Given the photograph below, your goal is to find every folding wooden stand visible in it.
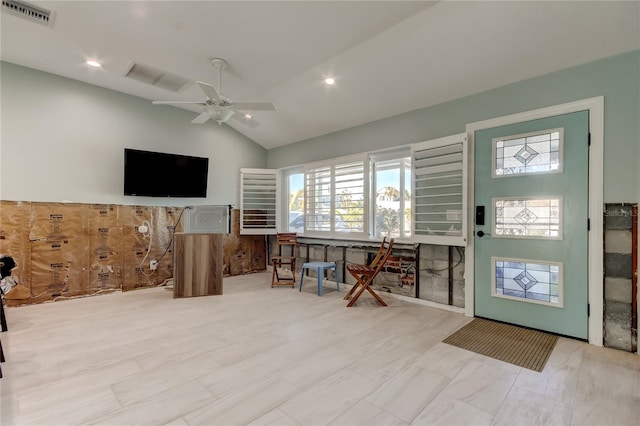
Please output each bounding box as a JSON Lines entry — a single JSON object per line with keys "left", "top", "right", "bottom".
{"left": 344, "top": 238, "right": 394, "bottom": 307}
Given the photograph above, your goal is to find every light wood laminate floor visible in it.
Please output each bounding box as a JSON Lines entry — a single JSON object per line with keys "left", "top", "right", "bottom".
{"left": 1, "top": 272, "right": 639, "bottom": 425}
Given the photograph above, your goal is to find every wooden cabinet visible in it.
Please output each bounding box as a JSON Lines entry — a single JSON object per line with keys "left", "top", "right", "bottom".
{"left": 173, "top": 233, "right": 223, "bottom": 298}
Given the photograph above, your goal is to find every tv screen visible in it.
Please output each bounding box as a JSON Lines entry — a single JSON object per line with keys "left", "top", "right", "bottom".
{"left": 124, "top": 148, "right": 209, "bottom": 197}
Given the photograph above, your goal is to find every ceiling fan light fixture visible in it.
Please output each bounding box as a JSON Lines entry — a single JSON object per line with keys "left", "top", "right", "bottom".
{"left": 206, "top": 105, "right": 235, "bottom": 124}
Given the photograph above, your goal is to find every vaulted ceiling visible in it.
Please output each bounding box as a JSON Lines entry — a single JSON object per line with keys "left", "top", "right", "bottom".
{"left": 2, "top": 1, "right": 638, "bottom": 149}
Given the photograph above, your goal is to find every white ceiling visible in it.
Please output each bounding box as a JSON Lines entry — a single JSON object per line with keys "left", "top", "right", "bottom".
{"left": 2, "top": 1, "right": 638, "bottom": 149}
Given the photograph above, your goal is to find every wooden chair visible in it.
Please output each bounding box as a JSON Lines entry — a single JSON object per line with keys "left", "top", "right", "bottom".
{"left": 344, "top": 238, "right": 394, "bottom": 307}
{"left": 271, "top": 233, "right": 298, "bottom": 288}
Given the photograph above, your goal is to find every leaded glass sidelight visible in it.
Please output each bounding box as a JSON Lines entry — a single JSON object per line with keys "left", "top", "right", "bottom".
{"left": 492, "top": 257, "right": 563, "bottom": 307}
{"left": 493, "top": 129, "right": 563, "bottom": 177}
{"left": 493, "top": 197, "right": 562, "bottom": 239}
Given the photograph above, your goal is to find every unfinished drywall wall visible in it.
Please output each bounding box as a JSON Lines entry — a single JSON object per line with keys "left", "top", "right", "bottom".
{"left": 0, "top": 202, "right": 266, "bottom": 306}
{"left": 0, "top": 201, "right": 180, "bottom": 305}
{"left": 419, "top": 245, "right": 465, "bottom": 308}
{"left": 223, "top": 209, "right": 266, "bottom": 276}
{"left": 604, "top": 203, "right": 638, "bottom": 352}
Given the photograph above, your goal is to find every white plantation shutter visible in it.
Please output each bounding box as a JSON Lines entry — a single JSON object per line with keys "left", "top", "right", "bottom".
{"left": 240, "top": 168, "right": 278, "bottom": 235}
{"left": 304, "top": 155, "right": 368, "bottom": 236}
{"left": 334, "top": 161, "right": 366, "bottom": 233}
{"left": 412, "top": 133, "right": 467, "bottom": 246}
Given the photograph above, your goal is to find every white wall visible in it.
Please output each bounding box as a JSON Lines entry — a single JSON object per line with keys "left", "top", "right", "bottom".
{"left": 0, "top": 62, "right": 267, "bottom": 206}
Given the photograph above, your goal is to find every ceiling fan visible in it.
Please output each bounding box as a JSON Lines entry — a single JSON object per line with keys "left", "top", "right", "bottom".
{"left": 152, "top": 58, "right": 276, "bottom": 127}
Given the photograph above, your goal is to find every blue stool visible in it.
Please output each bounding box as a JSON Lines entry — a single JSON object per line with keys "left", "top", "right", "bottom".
{"left": 299, "top": 262, "right": 339, "bottom": 296}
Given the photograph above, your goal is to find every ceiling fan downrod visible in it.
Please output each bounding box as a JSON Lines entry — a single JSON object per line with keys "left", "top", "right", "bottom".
{"left": 210, "top": 58, "right": 228, "bottom": 95}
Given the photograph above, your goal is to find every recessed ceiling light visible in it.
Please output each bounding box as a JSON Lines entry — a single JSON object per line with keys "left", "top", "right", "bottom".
{"left": 86, "top": 60, "right": 102, "bottom": 68}
{"left": 244, "top": 114, "right": 252, "bottom": 119}
{"left": 324, "top": 78, "right": 335, "bottom": 85}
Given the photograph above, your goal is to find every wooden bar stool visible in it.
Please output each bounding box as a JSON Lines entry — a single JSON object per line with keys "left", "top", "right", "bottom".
{"left": 299, "top": 261, "right": 339, "bottom": 296}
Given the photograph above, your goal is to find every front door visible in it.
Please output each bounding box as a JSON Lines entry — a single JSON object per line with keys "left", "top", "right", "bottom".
{"left": 474, "top": 111, "right": 589, "bottom": 339}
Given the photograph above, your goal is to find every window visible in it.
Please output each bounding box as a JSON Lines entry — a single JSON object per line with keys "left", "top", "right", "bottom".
{"left": 304, "top": 155, "right": 368, "bottom": 237}
{"left": 412, "top": 133, "right": 467, "bottom": 246}
{"left": 371, "top": 151, "right": 411, "bottom": 239}
{"left": 249, "top": 133, "right": 467, "bottom": 241}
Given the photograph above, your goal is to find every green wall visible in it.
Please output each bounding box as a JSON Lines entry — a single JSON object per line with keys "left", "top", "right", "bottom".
{"left": 268, "top": 50, "right": 640, "bottom": 203}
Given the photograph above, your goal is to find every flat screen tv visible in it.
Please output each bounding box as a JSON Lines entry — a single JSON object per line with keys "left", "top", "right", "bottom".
{"left": 124, "top": 148, "right": 209, "bottom": 197}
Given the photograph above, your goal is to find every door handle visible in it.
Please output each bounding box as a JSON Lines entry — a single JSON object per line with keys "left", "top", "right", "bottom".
{"left": 476, "top": 230, "right": 491, "bottom": 238}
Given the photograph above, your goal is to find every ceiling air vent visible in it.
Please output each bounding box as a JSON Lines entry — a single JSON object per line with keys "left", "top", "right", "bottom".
{"left": 2, "top": 0, "right": 55, "bottom": 27}
{"left": 124, "top": 62, "right": 192, "bottom": 93}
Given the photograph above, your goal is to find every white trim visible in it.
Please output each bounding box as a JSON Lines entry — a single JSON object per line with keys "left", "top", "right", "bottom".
{"left": 492, "top": 196, "right": 564, "bottom": 241}
{"left": 491, "top": 256, "right": 564, "bottom": 308}
{"left": 465, "top": 96, "right": 604, "bottom": 347}
{"left": 491, "top": 128, "right": 564, "bottom": 178}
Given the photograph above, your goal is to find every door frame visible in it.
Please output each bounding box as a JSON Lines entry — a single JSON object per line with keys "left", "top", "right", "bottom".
{"left": 465, "top": 96, "right": 604, "bottom": 346}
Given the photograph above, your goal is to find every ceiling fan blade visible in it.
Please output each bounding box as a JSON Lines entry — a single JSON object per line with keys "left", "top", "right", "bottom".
{"left": 152, "top": 101, "right": 206, "bottom": 105}
{"left": 231, "top": 111, "right": 260, "bottom": 128}
{"left": 233, "top": 102, "right": 276, "bottom": 111}
{"left": 196, "top": 81, "right": 221, "bottom": 102}
{"left": 191, "top": 111, "right": 211, "bottom": 124}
